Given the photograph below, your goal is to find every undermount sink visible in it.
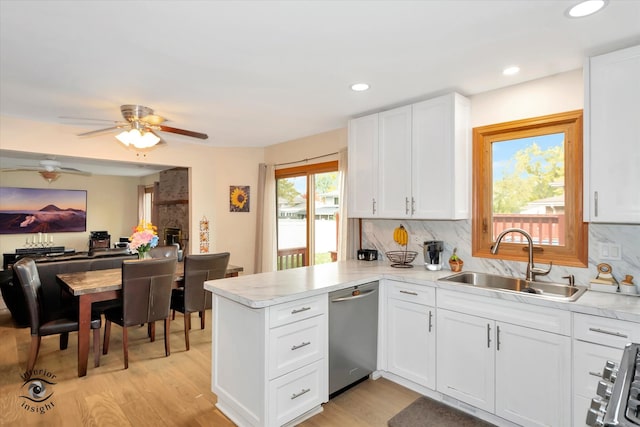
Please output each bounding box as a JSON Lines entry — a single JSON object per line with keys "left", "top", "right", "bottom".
{"left": 439, "top": 271, "right": 588, "bottom": 302}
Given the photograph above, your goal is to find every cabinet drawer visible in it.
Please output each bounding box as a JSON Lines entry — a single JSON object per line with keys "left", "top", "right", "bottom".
{"left": 269, "top": 315, "right": 325, "bottom": 380}
{"left": 387, "top": 280, "right": 435, "bottom": 306}
{"left": 269, "top": 294, "right": 327, "bottom": 328}
{"left": 573, "top": 313, "right": 640, "bottom": 348}
{"left": 269, "top": 359, "right": 326, "bottom": 427}
{"left": 573, "top": 340, "right": 622, "bottom": 399}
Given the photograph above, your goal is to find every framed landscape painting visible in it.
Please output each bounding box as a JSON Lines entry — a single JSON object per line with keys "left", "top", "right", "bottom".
{"left": 0, "top": 187, "right": 87, "bottom": 234}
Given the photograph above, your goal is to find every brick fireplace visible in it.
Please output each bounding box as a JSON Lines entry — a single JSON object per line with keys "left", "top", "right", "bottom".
{"left": 156, "top": 168, "right": 189, "bottom": 254}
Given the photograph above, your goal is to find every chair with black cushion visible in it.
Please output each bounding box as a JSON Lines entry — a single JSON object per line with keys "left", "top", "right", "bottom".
{"left": 102, "top": 257, "right": 177, "bottom": 369}
{"left": 170, "top": 252, "right": 229, "bottom": 350}
{"left": 149, "top": 245, "right": 178, "bottom": 259}
{"left": 13, "top": 258, "right": 102, "bottom": 374}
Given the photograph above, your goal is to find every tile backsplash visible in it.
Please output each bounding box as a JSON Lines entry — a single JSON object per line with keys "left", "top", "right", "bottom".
{"left": 361, "top": 219, "right": 640, "bottom": 288}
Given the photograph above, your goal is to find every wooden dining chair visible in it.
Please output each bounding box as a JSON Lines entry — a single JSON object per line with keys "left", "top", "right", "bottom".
{"left": 170, "top": 252, "right": 229, "bottom": 350}
{"left": 13, "top": 258, "right": 102, "bottom": 375}
{"left": 102, "top": 257, "right": 177, "bottom": 369}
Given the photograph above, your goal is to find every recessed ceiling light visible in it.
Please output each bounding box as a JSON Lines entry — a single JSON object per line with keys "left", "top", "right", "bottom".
{"left": 351, "top": 83, "right": 370, "bottom": 92}
{"left": 502, "top": 66, "right": 520, "bottom": 76}
{"left": 566, "top": 0, "right": 607, "bottom": 18}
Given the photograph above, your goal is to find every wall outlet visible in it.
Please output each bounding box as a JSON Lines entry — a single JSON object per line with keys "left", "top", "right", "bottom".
{"left": 599, "top": 242, "right": 622, "bottom": 260}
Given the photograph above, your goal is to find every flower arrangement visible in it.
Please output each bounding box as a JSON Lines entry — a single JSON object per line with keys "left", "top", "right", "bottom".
{"left": 129, "top": 221, "right": 159, "bottom": 258}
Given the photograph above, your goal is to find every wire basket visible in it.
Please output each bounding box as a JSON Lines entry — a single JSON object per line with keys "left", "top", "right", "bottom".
{"left": 385, "top": 251, "right": 418, "bottom": 268}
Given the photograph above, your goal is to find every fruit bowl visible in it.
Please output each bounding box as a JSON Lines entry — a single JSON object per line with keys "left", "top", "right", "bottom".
{"left": 386, "top": 251, "right": 418, "bottom": 268}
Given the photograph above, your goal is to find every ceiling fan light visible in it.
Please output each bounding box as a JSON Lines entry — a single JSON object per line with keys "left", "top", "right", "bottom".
{"left": 134, "top": 131, "right": 161, "bottom": 149}
{"left": 39, "top": 171, "right": 61, "bottom": 183}
{"left": 115, "top": 129, "right": 160, "bottom": 149}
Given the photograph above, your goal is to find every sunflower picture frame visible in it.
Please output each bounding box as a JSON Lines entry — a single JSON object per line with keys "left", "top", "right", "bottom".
{"left": 230, "top": 185, "right": 250, "bottom": 212}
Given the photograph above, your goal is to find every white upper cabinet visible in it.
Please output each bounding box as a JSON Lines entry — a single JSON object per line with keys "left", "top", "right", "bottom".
{"left": 584, "top": 44, "right": 640, "bottom": 223}
{"left": 347, "top": 92, "right": 471, "bottom": 219}
{"left": 412, "top": 93, "right": 470, "bottom": 219}
{"left": 348, "top": 113, "right": 379, "bottom": 217}
{"left": 378, "top": 105, "right": 413, "bottom": 218}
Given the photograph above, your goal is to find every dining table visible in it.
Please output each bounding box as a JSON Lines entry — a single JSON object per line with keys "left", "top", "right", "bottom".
{"left": 57, "top": 262, "right": 243, "bottom": 377}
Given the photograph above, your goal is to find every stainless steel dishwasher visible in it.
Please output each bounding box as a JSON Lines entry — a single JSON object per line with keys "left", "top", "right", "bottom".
{"left": 328, "top": 281, "right": 378, "bottom": 397}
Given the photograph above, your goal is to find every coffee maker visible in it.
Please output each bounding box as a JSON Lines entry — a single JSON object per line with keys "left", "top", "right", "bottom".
{"left": 423, "top": 240, "right": 444, "bottom": 271}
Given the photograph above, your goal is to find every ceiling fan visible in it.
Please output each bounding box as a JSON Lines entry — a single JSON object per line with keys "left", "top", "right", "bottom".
{"left": 1, "top": 159, "right": 92, "bottom": 183}
{"left": 73, "top": 105, "right": 208, "bottom": 148}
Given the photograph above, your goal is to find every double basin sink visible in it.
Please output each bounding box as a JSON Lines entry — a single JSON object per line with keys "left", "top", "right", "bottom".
{"left": 440, "top": 271, "right": 588, "bottom": 302}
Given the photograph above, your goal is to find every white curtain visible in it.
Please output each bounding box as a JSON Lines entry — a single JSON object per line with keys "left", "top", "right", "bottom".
{"left": 254, "top": 163, "right": 277, "bottom": 272}
{"left": 338, "top": 149, "right": 358, "bottom": 260}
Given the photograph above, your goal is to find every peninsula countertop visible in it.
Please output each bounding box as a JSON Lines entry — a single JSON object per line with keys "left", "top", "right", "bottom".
{"left": 204, "top": 260, "right": 640, "bottom": 323}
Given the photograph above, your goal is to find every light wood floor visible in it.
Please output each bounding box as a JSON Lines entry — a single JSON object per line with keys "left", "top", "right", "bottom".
{"left": 0, "top": 308, "right": 419, "bottom": 426}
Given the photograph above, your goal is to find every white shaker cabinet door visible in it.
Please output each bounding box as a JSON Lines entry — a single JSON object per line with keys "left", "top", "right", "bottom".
{"left": 387, "top": 298, "right": 436, "bottom": 389}
{"left": 436, "top": 309, "right": 495, "bottom": 413}
{"left": 586, "top": 44, "right": 640, "bottom": 223}
{"left": 495, "top": 322, "right": 571, "bottom": 427}
{"left": 348, "top": 113, "right": 379, "bottom": 217}
{"left": 378, "top": 105, "right": 413, "bottom": 218}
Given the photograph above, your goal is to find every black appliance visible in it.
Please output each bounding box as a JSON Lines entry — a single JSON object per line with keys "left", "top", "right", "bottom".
{"left": 89, "top": 231, "right": 110, "bottom": 249}
{"left": 587, "top": 343, "right": 640, "bottom": 426}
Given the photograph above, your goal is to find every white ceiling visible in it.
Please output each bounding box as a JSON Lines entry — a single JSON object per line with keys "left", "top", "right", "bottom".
{"left": 1, "top": 1, "right": 639, "bottom": 171}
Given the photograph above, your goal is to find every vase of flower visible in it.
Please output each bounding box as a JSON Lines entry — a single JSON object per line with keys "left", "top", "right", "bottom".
{"left": 129, "top": 221, "right": 159, "bottom": 260}
{"left": 138, "top": 249, "right": 151, "bottom": 260}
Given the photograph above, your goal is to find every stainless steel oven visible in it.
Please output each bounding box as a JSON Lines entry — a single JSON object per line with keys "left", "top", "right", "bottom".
{"left": 587, "top": 343, "right": 640, "bottom": 427}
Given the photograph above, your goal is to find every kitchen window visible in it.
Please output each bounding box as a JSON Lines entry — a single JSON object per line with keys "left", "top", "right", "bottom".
{"left": 472, "top": 110, "right": 588, "bottom": 267}
{"left": 275, "top": 161, "right": 339, "bottom": 270}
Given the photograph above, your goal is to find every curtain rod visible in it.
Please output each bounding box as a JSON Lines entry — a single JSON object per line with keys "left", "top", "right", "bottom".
{"left": 275, "top": 151, "right": 340, "bottom": 167}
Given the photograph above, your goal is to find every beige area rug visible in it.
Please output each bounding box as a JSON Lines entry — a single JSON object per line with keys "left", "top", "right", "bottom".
{"left": 388, "top": 397, "right": 495, "bottom": 427}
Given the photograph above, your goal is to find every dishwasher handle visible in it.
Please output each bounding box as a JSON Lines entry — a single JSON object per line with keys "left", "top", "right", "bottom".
{"left": 330, "top": 288, "right": 377, "bottom": 302}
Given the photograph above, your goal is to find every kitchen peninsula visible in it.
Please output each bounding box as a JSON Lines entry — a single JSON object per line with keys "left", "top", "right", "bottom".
{"left": 204, "top": 260, "right": 640, "bottom": 427}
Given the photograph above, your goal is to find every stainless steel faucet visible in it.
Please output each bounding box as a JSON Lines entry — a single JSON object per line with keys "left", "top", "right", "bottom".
{"left": 491, "top": 227, "right": 552, "bottom": 281}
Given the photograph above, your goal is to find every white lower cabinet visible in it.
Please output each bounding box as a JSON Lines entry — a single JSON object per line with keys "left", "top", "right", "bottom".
{"left": 436, "top": 309, "right": 495, "bottom": 412}
{"left": 386, "top": 281, "right": 436, "bottom": 389}
{"left": 213, "top": 294, "right": 328, "bottom": 427}
{"left": 436, "top": 289, "right": 571, "bottom": 427}
{"left": 494, "top": 322, "right": 571, "bottom": 427}
{"left": 572, "top": 313, "right": 640, "bottom": 427}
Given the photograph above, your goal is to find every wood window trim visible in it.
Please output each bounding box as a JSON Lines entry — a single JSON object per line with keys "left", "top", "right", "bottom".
{"left": 472, "top": 110, "right": 588, "bottom": 267}
{"left": 275, "top": 161, "right": 338, "bottom": 179}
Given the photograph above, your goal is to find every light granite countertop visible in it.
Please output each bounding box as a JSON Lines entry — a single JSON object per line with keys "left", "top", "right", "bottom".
{"left": 204, "top": 260, "right": 640, "bottom": 323}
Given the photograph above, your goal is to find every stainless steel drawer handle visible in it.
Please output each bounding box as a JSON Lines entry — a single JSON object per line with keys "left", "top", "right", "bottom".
{"left": 399, "top": 290, "right": 418, "bottom": 296}
{"left": 291, "top": 306, "right": 311, "bottom": 315}
{"left": 487, "top": 324, "right": 492, "bottom": 348}
{"left": 588, "top": 327, "right": 628, "bottom": 338}
{"left": 291, "top": 388, "right": 311, "bottom": 400}
{"left": 291, "top": 341, "right": 311, "bottom": 351}
{"left": 428, "top": 310, "right": 433, "bottom": 333}
{"left": 589, "top": 371, "right": 603, "bottom": 378}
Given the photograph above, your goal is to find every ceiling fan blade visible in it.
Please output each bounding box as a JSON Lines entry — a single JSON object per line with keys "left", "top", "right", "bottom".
{"left": 157, "top": 125, "right": 208, "bottom": 140}
{"left": 59, "top": 168, "right": 92, "bottom": 176}
{"left": 0, "top": 167, "right": 39, "bottom": 173}
{"left": 60, "top": 116, "right": 118, "bottom": 123}
{"left": 77, "top": 125, "right": 126, "bottom": 137}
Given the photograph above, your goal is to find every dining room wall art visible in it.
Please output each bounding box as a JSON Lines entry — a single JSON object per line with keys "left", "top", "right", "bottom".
{"left": 229, "top": 185, "right": 250, "bottom": 212}
{"left": 0, "top": 187, "right": 87, "bottom": 234}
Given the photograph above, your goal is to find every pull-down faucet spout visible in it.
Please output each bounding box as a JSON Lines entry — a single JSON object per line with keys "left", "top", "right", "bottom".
{"left": 491, "top": 227, "right": 552, "bottom": 281}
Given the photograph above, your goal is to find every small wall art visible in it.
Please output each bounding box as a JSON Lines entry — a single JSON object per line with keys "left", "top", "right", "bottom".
{"left": 229, "top": 185, "right": 250, "bottom": 212}
{"left": 199, "top": 216, "right": 209, "bottom": 253}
